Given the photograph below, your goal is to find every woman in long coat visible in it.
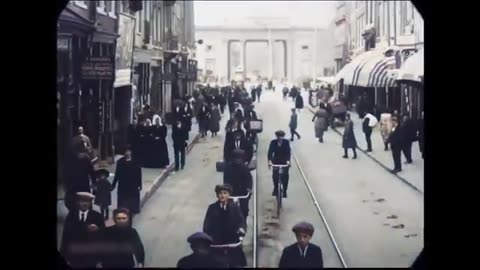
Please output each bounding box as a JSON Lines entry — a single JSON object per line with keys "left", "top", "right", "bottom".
{"left": 198, "top": 103, "right": 211, "bottom": 137}
{"left": 150, "top": 115, "right": 170, "bottom": 168}
{"left": 209, "top": 105, "right": 221, "bottom": 137}
{"left": 112, "top": 147, "right": 142, "bottom": 215}
{"left": 379, "top": 112, "right": 393, "bottom": 151}
{"left": 295, "top": 93, "right": 304, "bottom": 111}
{"left": 342, "top": 113, "right": 358, "bottom": 159}
{"left": 312, "top": 103, "right": 328, "bottom": 143}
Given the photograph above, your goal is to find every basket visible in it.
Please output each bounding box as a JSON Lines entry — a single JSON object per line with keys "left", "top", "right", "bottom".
{"left": 248, "top": 119, "right": 263, "bottom": 133}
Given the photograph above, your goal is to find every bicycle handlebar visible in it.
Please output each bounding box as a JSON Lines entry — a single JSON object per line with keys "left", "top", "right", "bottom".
{"left": 270, "top": 163, "right": 290, "bottom": 168}
{"left": 211, "top": 238, "right": 243, "bottom": 248}
{"left": 230, "top": 191, "right": 251, "bottom": 200}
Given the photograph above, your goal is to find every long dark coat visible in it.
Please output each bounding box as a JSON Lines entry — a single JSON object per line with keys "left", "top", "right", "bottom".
{"left": 295, "top": 94, "right": 304, "bottom": 109}
{"left": 94, "top": 178, "right": 112, "bottom": 207}
{"left": 251, "top": 88, "right": 257, "bottom": 102}
{"left": 177, "top": 253, "right": 226, "bottom": 268}
{"left": 112, "top": 157, "right": 142, "bottom": 214}
{"left": 342, "top": 120, "right": 357, "bottom": 148}
{"left": 60, "top": 210, "right": 105, "bottom": 267}
{"left": 66, "top": 153, "right": 96, "bottom": 193}
{"left": 402, "top": 119, "right": 417, "bottom": 144}
{"left": 136, "top": 125, "right": 149, "bottom": 166}
{"left": 313, "top": 109, "right": 328, "bottom": 138}
{"left": 387, "top": 125, "right": 405, "bottom": 150}
{"left": 100, "top": 226, "right": 145, "bottom": 268}
{"left": 203, "top": 200, "right": 247, "bottom": 267}
{"left": 224, "top": 135, "right": 253, "bottom": 163}
{"left": 127, "top": 124, "right": 139, "bottom": 161}
{"left": 279, "top": 243, "right": 324, "bottom": 268}
{"left": 209, "top": 107, "right": 221, "bottom": 133}
{"left": 198, "top": 105, "right": 211, "bottom": 133}
{"left": 149, "top": 125, "right": 170, "bottom": 168}
{"left": 182, "top": 104, "right": 194, "bottom": 131}
{"left": 224, "top": 163, "right": 253, "bottom": 196}
{"left": 289, "top": 113, "right": 298, "bottom": 130}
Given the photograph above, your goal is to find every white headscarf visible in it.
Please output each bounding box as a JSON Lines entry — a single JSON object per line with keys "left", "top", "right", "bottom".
{"left": 152, "top": 114, "right": 163, "bottom": 126}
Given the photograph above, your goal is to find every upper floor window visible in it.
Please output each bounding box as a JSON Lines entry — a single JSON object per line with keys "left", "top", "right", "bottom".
{"left": 73, "top": 1, "right": 88, "bottom": 9}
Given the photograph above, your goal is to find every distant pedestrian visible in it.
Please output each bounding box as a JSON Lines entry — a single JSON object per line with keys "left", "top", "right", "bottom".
{"left": 150, "top": 115, "right": 170, "bottom": 168}
{"left": 362, "top": 113, "right": 378, "bottom": 152}
{"left": 342, "top": 113, "right": 358, "bottom": 159}
{"left": 387, "top": 117, "right": 403, "bottom": 173}
{"left": 177, "top": 232, "right": 225, "bottom": 268}
{"left": 127, "top": 119, "right": 139, "bottom": 161}
{"left": 295, "top": 93, "right": 304, "bottom": 112}
{"left": 417, "top": 111, "right": 424, "bottom": 159}
{"left": 289, "top": 108, "right": 301, "bottom": 141}
{"left": 93, "top": 169, "right": 113, "bottom": 220}
{"left": 401, "top": 114, "right": 415, "bottom": 164}
{"left": 380, "top": 112, "right": 393, "bottom": 151}
{"left": 279, "top": 221, "right": 323, "bottom": 268}
{"left": 282, "top": 86, "right": 289, "bottom": 100}
{"left": 209, "top": 105, "right": 221, "bottom": 137}
{"left": 182, "top": 101, "right": 194, "bottom": 140}
{"left": 60, "top": 192, "right": 105, "bottom": 268}
{"left": 251, "top": 86, "right": 257, "bottom": 102}
{"left": 71, "top": 126, "right": 93, "bottom": 156}
{"left": 256, "top": 84, "right": 262, "bottom": 102}
{"left": 198, "top": 103, "right": 211, "bottom": 138}
{"left": 312, "top": 104, "right": 328, "bottom": 143}
{"left": 172, "top": 120, "right": 189, "bottom": 172}
{"left": 101, "top": 208, "right": 145, "bottom": 268}
{"left": 112, "top": 147, "right": 142, "bottom": 218}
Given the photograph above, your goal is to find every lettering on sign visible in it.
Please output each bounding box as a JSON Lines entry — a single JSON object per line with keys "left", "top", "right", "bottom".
{"left": 81, "top": 56, "right": 114, "bottom": 80}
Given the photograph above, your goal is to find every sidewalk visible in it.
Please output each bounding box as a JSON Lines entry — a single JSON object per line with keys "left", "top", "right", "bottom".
{"left": 303, "top": 92, "right": 424, "bottom": 194}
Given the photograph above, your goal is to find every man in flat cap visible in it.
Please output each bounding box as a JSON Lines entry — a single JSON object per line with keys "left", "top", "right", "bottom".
{"left": 60, "top": 192, "right": 105, "bottom": 267}
{"left": 224, "top": 129, "right": 253, "bottom": 164}
{"left": 224, "top": 149, "right": 253, "bottom": 219}
{"left": 268, "top": 130, "right": 292, "bottom": 198}
{"left": 279, "top": 221, "right": 324, "bottom": 268}
{"left": 177, "top": 232, "right": 226, "bottom": 268}
{"left": 203, "top": 184, "right": 247, "bottom": 267}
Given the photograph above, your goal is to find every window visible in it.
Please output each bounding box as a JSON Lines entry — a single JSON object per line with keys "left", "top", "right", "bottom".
{"left": 136, "top": 9, "right": 141, "bottom": 33}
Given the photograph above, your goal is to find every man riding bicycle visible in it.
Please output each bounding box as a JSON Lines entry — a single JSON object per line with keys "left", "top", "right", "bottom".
{"left": 203, "top": 184, "right": 247, "bottom": 267}
{"left": 177, "top": 232, "right": 226, "bottom": 268}
{"left": 268, "top": 130, "right": 291, "bottom": 198}
{"left": 224, "top": 149, "right": 253, "bottom": 218}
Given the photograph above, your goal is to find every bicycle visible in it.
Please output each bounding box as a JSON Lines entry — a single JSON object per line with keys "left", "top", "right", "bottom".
{"left": 210, "top": 236, "right": 244, "bottom": 268}
{"left": 270, "top": 163, "right": 289, "bottom": 217}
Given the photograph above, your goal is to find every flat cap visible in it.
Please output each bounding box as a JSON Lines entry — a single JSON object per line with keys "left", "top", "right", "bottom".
{"left": 215, "top": 184, "right": 233, "bottom": 194}
{"left": 76, "top": 192, "right": 95, "bottom": 200}
{"left": 187, "top": 232, "right": 213, "bottom": 244}
{"left": 95, "top": 169, "right": 110, "bottom": 178}
{"left": 275, "top": 130, "right": 286, "bottom": 137}
{"left": 292, "top": 221, "right": 315, "bottom": 236}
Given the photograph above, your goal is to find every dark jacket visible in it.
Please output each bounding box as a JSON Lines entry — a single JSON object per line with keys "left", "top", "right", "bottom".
{"left": 402, "top": 118, "right": 417, "bottom": 143}
{"left": 362, "top": 117, "right": 372, "bottom": 134}
{"left": 267, "top": 139, "right": 291, "bottom": 164}
{"left": 100, "top": 226, "right": 145, "bottom": 268}
{"left": 279, "top": 243, "right": 324, "bottom": 268}
{"left": 224, "top": 163, "right": 253, "bottom": 196}
{"left": 203, "top": 200, "right": 246, "bottom": 245}
{"left": 342, "top": 120, "right": 357, "bottom": 148}
{"left": 172, "top": 125, "right": 189, "bottom": 148}
{"left": 177, "top": 252, "right": 226, "bottom": 268}
{"left": 182, "top": 105, "right": 194, "bottom": 131}
{"left": 289, "top": 113, "right": 298, "bottom": 130}
{"left": 60, "top": 210, "right": 105, "bottom": 267}
{"left": 224, "top": 136, "right": 253, "bottom": 163}
{"left": 112, "top": 157, "right": 142, "bottom": 213}
{"left": 94, "top": 178, "right": 112, "bottom": 207}
{"left": 66, "top": 153, "right": 96, "bottom": 193}
{"left": 295, "top": 94, "right": 304, "bottom": 109}
{"left": 387, "top": 125, "right": 404, "bottom": 150}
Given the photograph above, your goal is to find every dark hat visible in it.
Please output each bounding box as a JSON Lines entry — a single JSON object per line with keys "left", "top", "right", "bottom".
{"left": 77, "top": 192, "right": 95, "bottom": 201}
{"left": 215, "top": 184, "right": 232, "bottom": 194}
{"left": 275, "top": 130, "right": 286, "bottom": 137}
{"left": 292, "top": 221, "right": 315, "bottom": 236}
{"left": 187, "top": 232, "right": 213, "bottom": 244}
{"left": 95, "top": 169, "right": 110, "bottom": 178}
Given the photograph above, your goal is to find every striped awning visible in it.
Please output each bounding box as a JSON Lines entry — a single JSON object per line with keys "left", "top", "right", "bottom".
{"left": 334, "top": 51, "right": 374, "bottom": 83}
{"left": 396, "top": 48, "right": 423, "bottom": 82}
{"left": 352, "top": 50, "right": 396, "bottom": 87}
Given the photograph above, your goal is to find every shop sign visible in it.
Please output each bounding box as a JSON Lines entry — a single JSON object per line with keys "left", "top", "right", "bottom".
{"left": 81, "top": 56, "right": 114, "bottom": 80}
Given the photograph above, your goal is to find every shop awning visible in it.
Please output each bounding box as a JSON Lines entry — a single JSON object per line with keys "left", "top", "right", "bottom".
{"left": 396, "top": 49, "right": 424, "bottom": 82}
{"left": 334, "top": 51, "right": 375, "bottom": 84}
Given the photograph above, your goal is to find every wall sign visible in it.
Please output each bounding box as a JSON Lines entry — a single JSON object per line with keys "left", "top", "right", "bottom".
{"left": 81, "top": 56, "right": 114, "bottom": 80}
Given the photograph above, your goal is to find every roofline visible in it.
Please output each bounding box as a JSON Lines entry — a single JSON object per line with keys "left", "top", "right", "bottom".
{"left": 195, "top": 25, "right": 328, "bottom": 32}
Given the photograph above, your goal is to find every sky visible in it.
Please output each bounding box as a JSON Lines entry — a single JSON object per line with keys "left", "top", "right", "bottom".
{"left": 194, "top": 1, "right": 337, "bottom": 28}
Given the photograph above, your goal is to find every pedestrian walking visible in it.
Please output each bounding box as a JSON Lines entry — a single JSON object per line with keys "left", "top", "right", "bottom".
{"left": 100, "top": 208, "right": 145, "bottom": 268}
{"left": 387, "top": 117, "right": 403, "bottom": 173}
{"left": 224, "top": 149, "right": 253, "bottom": 218}
{"left": 60, "top": 192, "right": 105, "bottom": 268}
{"left": 150, "top": 115, "right": 170, "bottom": 168}
{"left": 312, "top": 104, "right": 328, "bottom": 143}
{"left": 401, "top": 114, "right": 415, "bottom": 164}
{"left": 289, "top": 108, "right": 301, "bottom": 141}
{"left": 93, "top": 169, "right": 113, "bottom": 220}
{"left": 342, "top": 113, "right": 358, "bottom": 159}
{"left": 282, "top": 85, "right": 289, "bottom": 100}
{"left": 64, "top": 152, "right": 96, "bottom": 211}
{"left": 112, "top": 147, "right": 142, "bottom": 218}
{"left": 177, "top": 232, "right": 226, "bottom": 268}
{"left": 218, "top": 93, "right": 227, "bottom": 114}
{"left": 417, "top": 111, "right": 424, "bottom": 159}
{"left": 71, "top": 126, "right": 93, "bottom": 156}
{"left": 279, "top": 222, "right": 324, "bottom": 268}
{"left": 127, "top": 119, "right": 139, "bottom": 161}
{"left": 362, "top": 113, "right": 378, "bottom": 152}
{"left": 251, "top": 86, "right": 257, "bottom": 103}
{"left": 295, "top": 93, "right": 304, "bottom": 112}
{"left": 256, "top": 84, "right": 262, "bottom": 102}
{"left": 172, "top": 120, "right": 189, "bottom": 172}
{"left": 136, "top": 120, "right": 149, "bottom": 166}
{"left": 224, "top": 130, "right": 253, "bottom": 164}
{"left": 380, "top": 112, "right": 393, "bottom": 151}
{"left": 209, "top": 104, "right": 221, "bottom": 137}
{"left": 198, "top": 103, "right": 211, "bottom": 138}
{"left": 182, "top": 101, "right": 194, "bottom": 140}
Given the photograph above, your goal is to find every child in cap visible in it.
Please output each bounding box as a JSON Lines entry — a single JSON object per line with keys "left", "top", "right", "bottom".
{"left": 93, "top": 169, "right": 113, "bottom": 220}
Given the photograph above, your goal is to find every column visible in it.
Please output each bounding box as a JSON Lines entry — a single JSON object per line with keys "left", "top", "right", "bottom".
{"left": 268, "top": 28, "right": 273, "bottom": 80}
{"left": 240, "top": 40, "right": 246, "bottom": 80}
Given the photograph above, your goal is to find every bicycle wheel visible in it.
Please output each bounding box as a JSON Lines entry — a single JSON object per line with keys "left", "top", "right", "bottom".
{"left": 277, "top": 182, "right": 282, "bottom": 217}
